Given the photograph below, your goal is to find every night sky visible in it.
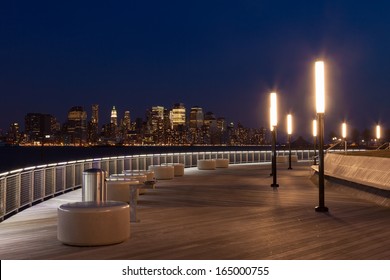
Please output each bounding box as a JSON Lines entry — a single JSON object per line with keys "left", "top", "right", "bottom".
{"left": 1, "top": 1, "right": 389, "bottom": 140}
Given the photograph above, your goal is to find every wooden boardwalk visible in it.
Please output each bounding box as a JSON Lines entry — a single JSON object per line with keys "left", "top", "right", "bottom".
{"left": 1, "top": 162, "right": 390, "bottom": 260}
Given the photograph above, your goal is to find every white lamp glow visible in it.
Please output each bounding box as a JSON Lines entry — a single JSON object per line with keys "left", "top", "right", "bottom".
{"left": 342, "top": 122, "right": 347, "bottom": 139}
{"left": 270, "top": 92, "right": 277, "bottom": 128}
{"left": 315, "top": 61, "right": 325, "bottom": 114}
{"left": 287, "top": 114, "right": 292, "bottom": 135}
{"left": 376, "top": 125, "right": 381, "bottom": 139}
{"left": 313, "top": 119, "right": 317, "bottom": 137}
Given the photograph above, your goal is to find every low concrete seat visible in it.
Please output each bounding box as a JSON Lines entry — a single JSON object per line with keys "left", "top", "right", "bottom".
{"left": 110, "top": 174, "right": 150, "bottom": 194}
{"left": 197, "top": 159, "right": 216, "bottom": 170}
{"left": 215, "top": 158, "right": 229, "bottom": 168}
{"left": 162, "top": 163, "right": 185, "bottom": 176}
{"left": 148, "top": 165, "right": 175, "bottom": 180}
{"left": 106, "top": 179, "right": 140, "bottom": 202}
{"left": 57, "top": 201, "right": 130, "bottom": 246}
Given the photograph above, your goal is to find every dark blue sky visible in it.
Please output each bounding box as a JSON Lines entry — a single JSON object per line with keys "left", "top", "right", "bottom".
{"left": 1, "top": 0, "right": 389, "bottom": 139}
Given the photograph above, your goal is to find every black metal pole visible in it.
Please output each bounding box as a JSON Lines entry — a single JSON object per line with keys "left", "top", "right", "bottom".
{"left": 271, "top": 127, "right": 279, "bottom": 187}
{"left": 288, "top": 134, "right": 292, "bottom": 169}
{"left": 315, "top": 113, "right": 328, "bottom": 212}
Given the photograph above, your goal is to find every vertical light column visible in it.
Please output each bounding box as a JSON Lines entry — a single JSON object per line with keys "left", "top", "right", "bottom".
{"left": 287, "top": 114, "right": 292, "bottom": 170}
{"left": 376, "top": 125, "right": 381, "bottom": 141}
{"left": 342, "top": 122, "right": 347, "bottom": 153}
{"left": 313, "top": 119, "right": 317, "bottom": 165}
{"left": 315, "top": 61, "right": 328, "bottom": 212}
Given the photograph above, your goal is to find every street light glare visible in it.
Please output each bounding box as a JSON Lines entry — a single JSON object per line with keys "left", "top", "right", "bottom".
{"left": 315, "top": 61, "right": 325, "bottom": 114}
{"left": 342, "top": 122, "right": 347, "bottom": 139}
{"left": 376, "top": 125, "right": 381, "bottom": 139}
{"left": 313, "top": 119, "right": 317, "bottom": 137}
{"left": 287, "top": 114, "right": 292, "bottom": 135}
{"left": 270, "top": 92, "right": 277, "bottom": 127}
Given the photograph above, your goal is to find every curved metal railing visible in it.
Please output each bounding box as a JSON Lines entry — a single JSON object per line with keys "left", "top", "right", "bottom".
{"left": 0, "top": 149, "right": 351, "bottom": 222}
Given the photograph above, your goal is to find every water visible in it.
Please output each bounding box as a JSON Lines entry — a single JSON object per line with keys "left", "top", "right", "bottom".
{"left": 0, "top": 145, "right": 270, "bottom": 173}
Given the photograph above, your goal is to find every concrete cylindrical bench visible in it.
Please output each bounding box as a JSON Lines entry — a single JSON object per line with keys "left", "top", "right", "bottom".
{"left": 162, "top": 163, "right": 185, "bottom": 176}
{"left": 110, "top": 174, "right": 150, "bottom": 194}
{"left": 106, "top": 179, "right": 140, "bottom": 202}
{"left": 148, "top": 165, "right": 175, "bottom": 180}
{"left": 197, "top": 159, "right": 216, "bottom": 170}
{"left": 215, "top": 158, "right": 229, "bottom": 168}
{"left": 57, "top": 201, "right": 130, "bottom": 246}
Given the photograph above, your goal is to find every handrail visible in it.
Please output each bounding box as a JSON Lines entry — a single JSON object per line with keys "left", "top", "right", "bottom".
{"left": 376, "top": 142, "right": 390, "bottom": 150}
{"left": 0, "top": 149, "right": 358, "bottom": 222}
{"left": 325, "top": 140, "right": 344, "bottom": 153}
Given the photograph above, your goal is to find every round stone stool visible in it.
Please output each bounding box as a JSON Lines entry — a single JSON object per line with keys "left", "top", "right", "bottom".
{"left": 216, "top": 158, "right": 229, "bottom": 168}
{"left": 197, "top": 159, "right": 216, "bottom": 170}
{"left": 148, "top": 165, "right": 175, "bottom": 179}
{"left": 162, "top": 163, "right": 185, "bottom": 176}
{"left": 106, "top": 179, "right": 140, "bottom": 202}
{"left": 57, "top": 201, "right": 130, "bottom": 246}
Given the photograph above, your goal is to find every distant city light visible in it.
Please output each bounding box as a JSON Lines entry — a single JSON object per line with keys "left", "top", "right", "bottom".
{"left": 287, "top": 114, "right": 292, "bottom": 135}
{"left": 342, "top": 122, "right": 347, "bottom": 139}
{"left": 313, "top": 119, "right": 317, "bottom": 137}
{"left": 315, "top": 61, "right": 325, "bottom": 114}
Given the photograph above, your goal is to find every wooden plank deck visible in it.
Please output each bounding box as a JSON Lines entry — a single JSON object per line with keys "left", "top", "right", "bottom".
{"left": 1, "top": 162, "right": 390, "bottom": 260}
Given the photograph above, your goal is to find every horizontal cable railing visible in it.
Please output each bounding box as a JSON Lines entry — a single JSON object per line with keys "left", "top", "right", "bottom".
{"left": 0, "top": 149, "right": 362, "bottom": 222}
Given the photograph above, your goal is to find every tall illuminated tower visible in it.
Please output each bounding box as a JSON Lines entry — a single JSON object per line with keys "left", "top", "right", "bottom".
{"left": 110, "top": 106, "right": 118, "bottom": 126}
{"left": 189, "top": 106, "right": 204, "bottom": 129}
{"left": 123, "top": 110, "right": 131, "bottom": 130}
{"left": 91, "top": 104, "right": 99, "bottom": 125}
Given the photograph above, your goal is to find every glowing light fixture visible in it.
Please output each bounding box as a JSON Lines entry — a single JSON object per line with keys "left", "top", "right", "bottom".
{"left": 287, "top": 114, "right": 292, "bottom": 135}
{"left": 376, "top": 125, "right": 381, "bottom": 140}
{"left": 315, "top": 61, "right": 325, "bottom": 113}
{"left": 342, "top": 122, "right": 347, "bottom": 139}
{"left": 270, "top": 92, "right": 277, "bottom": 127}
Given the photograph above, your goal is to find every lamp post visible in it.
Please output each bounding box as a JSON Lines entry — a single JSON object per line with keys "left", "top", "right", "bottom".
{"left": 313, "top": 119, "right": 317, "bottom": 165}
{"left": 315, "top": 61, "right": 328, "bottom": 212}
{"left": 287, "top": 114, "right": 293, "bottom": 170}
{"left": 270, "top": 92, "right": 279, "bottom": 187}
{"left": 342, "top": 122, "right": 347, "bottom": 153}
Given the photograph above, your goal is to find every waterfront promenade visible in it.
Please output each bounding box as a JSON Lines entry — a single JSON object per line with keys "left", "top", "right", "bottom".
{"left": 1, "top": 162, "right": 390, "bottom": 260}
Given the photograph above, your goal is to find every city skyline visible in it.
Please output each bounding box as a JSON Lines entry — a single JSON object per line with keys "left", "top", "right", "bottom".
{"left": 1, "top": 1, "right": 390, "bottom": 138}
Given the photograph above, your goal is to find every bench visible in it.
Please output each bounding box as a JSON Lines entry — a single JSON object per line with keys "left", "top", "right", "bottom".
{"left": 162, "top": 163, "right": 185, "bottom": 176}
{"left": 215, "top": 158, "right": 229, "bottom": 168}
{"left": 105, "top": 179, "right": 148, "bottom": 222}
{"left": 197, "top": 159, "right": 216, "bottom": 170}
{"left": 57, "top": 201, "right": 130, "bottom": 246}
{"left": 148, "top": 165, "right": 175, "bottom": 180}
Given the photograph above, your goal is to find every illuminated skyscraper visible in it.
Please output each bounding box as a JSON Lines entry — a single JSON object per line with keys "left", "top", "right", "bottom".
{"left": 171, "top": 103, "right": 186, "bottom": 129}
{"left": 66, "top": 106, "right": 87, "bottom": 145}
{"left": 149, "top": 106, "right": 164, "bottom": 132}
{"left": 25, "top": 113, "right": 57, "bottom": 142}
{"left": 123, "top": 110, "right": 131, "bottom": 130}
{"left": 189, "top": 106, "right": 204, "bottom": 129}
{"left": 111, "top": 106, "right": 118, "bottom": 126}
{"left": 91, "top": 104, "right": 99, "bottom": 125}
{"left": 88, "top": 104, "right": 100, "bottom": 144}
